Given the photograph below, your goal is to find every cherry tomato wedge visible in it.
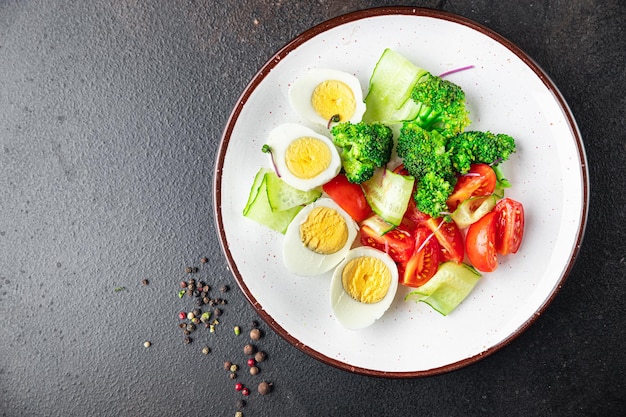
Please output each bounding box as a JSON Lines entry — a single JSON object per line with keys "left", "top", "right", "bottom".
{"left": 322, "top": 173, "right": 372, "bottom": 222}
{"left": 494, "top": 197, "right": 525, "bottom": 255}
{"left": 423, "top": 217, "right": 464, "bottom": 263}
{"left": 360, "top": 225, "right": 414, "bottom": 265}
{"left": 447, "top": 164, "right": 497, "bottom": 211}
{"left": 466, "top": 211, "right": 498, "bottom": 272}
{"left": 399, "top": 226, "right": 440, "bottom": 288}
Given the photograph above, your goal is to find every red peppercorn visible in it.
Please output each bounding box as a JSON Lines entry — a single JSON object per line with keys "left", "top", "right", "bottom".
{"left": 247, "top": 358, "right": 255, "bottom": 367}
{"left": 235, "top": 382, "right": 243, "bottom": 391}
{"left": 242, "top": 387, "right": 250, "bottom": 396}
{"left": 178, "top": 312, "right": 186, "bottom": 320}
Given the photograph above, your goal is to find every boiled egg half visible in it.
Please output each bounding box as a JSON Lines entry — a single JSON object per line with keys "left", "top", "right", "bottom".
{"left": 266, "top": 123, "right": 342, "bottom": 191}
{"left": 289, "top": 69, "right": 366, "bottom": 127}
{"left": 330, "top": 246, "right": 399, "bottom": 330}
{"left": 283, "top": 198, "right": 358, "bottom": 276}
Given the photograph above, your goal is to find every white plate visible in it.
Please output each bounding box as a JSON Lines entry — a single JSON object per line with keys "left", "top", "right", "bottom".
{"left": 214, "top": 7, "right": 588, "bottom": 377}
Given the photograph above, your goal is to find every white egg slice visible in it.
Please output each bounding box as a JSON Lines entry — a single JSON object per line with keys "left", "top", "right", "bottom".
{"left": 266, "top": 123, "right": 341, "bottom": 192}
{"left": 330, "top": 246, "right": 399, "bottom": 330}
{"left": 289, "top": 68, "right": 366, "bottom": 127}
{"left": 283, "top": 198, "right": 358, "bottom": 276}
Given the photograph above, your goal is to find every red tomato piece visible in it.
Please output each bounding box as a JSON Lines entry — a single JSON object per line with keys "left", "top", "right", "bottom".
{"left": 360, "top": 225, "right": 414, "bottom": 265}
{"left": 322, "top": 173, "right": 372, "bottom": 223}
{"left": 423, "top": 217, "right": 465, "bottom": 263}
{"left": 447, "top": 164, "right": 497, "bottom": 211}
{"left": 466, "top": 211, "right": 498, "bottom": 272}
{"left": 399, "top": 226, "right": 440, "bottom": 288}
{"left": 494, "top": 198, "right": 525, "bottom": 255}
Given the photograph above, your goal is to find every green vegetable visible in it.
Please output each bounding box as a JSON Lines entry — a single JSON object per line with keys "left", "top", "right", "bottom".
{"left": 243, "top": 168, "right": 307, "bottom": 234}
{"left": 265, "top": 171, "right": 322, "bottom": 211}
{"left": 363, "top": 48, "right": 429, "bottom": 123}
{"left": 450, "top": 195, "right": 498, "bottom": 228}
{"left": 405, "top": 261, "right": 481, "bottom": 316}
{"left": 397, "top": 123, "right": 516, "bottom": 218}
{"left": 330, "top": 121, "right": 394, "bottom": 184}
{"left": 361, "top": 168, "right": 414, "bottom": 226}
{"left": 448, "top": 131, "right": 516, "bottom": 174}
{"left": 409, "top": 72, "right": 471, "bottom": 139}
{"left": 360, "top": 213, "right": 396, "bottom": 236}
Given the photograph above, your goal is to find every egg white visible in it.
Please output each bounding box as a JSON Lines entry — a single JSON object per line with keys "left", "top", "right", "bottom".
{"left": 288, "top": 68, "right": 366, "bottom": 127}
{"left": 329, "top": 246, "right": 399, "bottom": 330}
{"left": 283, "top": 198, "right": 358, "bottom": 276}
{"left": 266, "top": 123, "right": 341, "bottom": 192}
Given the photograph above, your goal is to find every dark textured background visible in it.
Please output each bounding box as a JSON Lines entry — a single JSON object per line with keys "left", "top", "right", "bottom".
{"left": 1, "top": 1, "right": 625, "bottom": 416}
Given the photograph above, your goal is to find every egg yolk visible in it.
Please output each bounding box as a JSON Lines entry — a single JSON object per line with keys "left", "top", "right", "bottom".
{"left": 341, "top": 256, "right": 391, "bottom": 304}
{"left": 285, "top": 136, "right": 332, "bottom": 179}
{"left": 299, "top": 207, "right": 348, "bottom": 255}
{"left": 311, "top": 80, "right": 356, "bottom": 122}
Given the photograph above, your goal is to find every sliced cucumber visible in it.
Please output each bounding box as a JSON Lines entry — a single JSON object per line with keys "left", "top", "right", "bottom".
{"left": 363, "top": 48, "right": 428, "bottom": 124}
{"left": 243, "top": 168, "right": 303, "bottom": 234}
{"left": 361, "top": 168, "right": 414, "bottom": 226}
{"left": 360, "top": 213, "right": 396, "bottom": 235}
{"left": 450, "top": 195, "right": 498, "bottom": 229}
{"left": 405, "top": 262, "right": 481, "bottom": 316}
{"left": 265, "top": 171, "right": 322, "bottom": 211}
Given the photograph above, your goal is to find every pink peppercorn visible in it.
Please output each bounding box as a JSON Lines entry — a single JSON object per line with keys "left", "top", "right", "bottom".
{"left": 247, "top": 358, "right": 255, "bottom": 367}
{"left": 235, "top": 382, "right": 243, "bottom": 391}
{"left": 178, "top": 312, "right": 186, "bottom": 320}
{"left": 242, "top": 387, "right": 250, "bottom": 396}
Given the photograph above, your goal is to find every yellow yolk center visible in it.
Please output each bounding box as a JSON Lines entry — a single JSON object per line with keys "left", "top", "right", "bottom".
{"left": 341, "top": 256, "right": 391, "bottom": 304}
{"left": 311, "top": 80, "right": 356, "bottom": 122}
{"left": 299, "top": 207, "right": 348, "bottom": 255}
{"left": 285, "top": 136, "right": 332, "bottom": 179}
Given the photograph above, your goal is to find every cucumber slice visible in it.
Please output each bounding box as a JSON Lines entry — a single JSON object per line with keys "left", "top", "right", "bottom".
{"left": 265, "top": 171, "right": 322, "bottom": 211}
{"left": 363, "top": 48, "right": 428, "bottom": 124}
{"left": 405, "top": 262, "right": 481, "bottom": 316}
{"left": 450, "top": 195, "right": 498, "bottom": 229}
{"left": 361, "top": 168, "right": 414, "bottom": 226}
{"left": 243, "top": 168, "right": 303, "bottom": 234}
{"left": 360, "top": 213, "right": 396, "bottom": 235}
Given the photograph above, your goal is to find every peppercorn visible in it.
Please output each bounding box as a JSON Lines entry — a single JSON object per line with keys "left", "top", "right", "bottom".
{"left": 220, "top": 284, "right": 229, "bottom": 293}
{"left": 142, "top": 279, "right": 149, "bottom": 286}
{"left": 254, "top": 351, "right": 267, "bottom": 363}
{"left": 178, "top": 323, "right": 186, "bottom": 329}
{"left": 180, "top": 281, "right": 187, "bottom": 288}
{"left": 200, "top": 257, "right": 208, "bottom": 264}
{"left": 249, "top": 366, "right": 259, "bottom": 376}
{"left": 202, "top": 296, "right": 210, "bottom": 304}
{"left": 249, "top": 328, "right": 261, "bottom": 340}
{"left": 257, "top": 381, "right": 272, "bottom": 395}
{"left": 250, "top": 320, "right": 259, "bottom": 328}
{"left": 235, "top": 412, "right": 243, "bottom": 417}
{"left": 192, "top": 308, "right": 201, "bottom": 316}
{"left": 185, "top": 267, "right": 192, "bottom": 273}
{"left": 230, "top": 364, "right": 238, "bottom": 372}
{"left": 184, "top": 336, "right": 192, "bottom": 344}
{"left": 241, "top": 387, "right": 250, "bottom": 396}
{"left": 202, "top": 346, "right": 210, "bottom": 355}
{"left": 234, "top": 326, "right": 241, "bottom": 336}
{"left": 229, "top": 372, "right": 237, "bottom": 380}
{"left": 186, "top": 323, "right": 196, "bottom": 332}
{"left": 236, "top": 399, "right": 246, "bottom": 408}
{"left": 178, "top": 311, "right": 186, "bottom": 320}
{"left": 247, "top": 358, "right": 255, "bottom": 367}
{"left": 235, "top": 382, "right": 243, "bottom": 391}
{"left": 143, "top": 341, "right": 151, "bottom": 348}
{"left": 243, "top": 344, "right": 256, "bottom": 356}
{"left": 224, "top": 361, "right": 232, "bottom": 370}
{"left": 213, "top": 308, "right": 222, "bottom": 317}
{"left": 188, "top": 279, "right": 196, "bottom": 285}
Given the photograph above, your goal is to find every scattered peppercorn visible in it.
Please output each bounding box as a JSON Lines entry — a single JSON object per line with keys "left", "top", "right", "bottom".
{"left": 235, "top": 382, "right": 243, "bottom": 391}
{"left": 180, "top": 281, "right": 188, "bottom": 288}
{"left": 229, "top": 372, "right": 237, "bottom": 380}
{"left": 254, "top": 351, "right": 267, "bottom": 363}
{"left": 178, "top": 311, "right": 186, "bottom": 320}
{"left": 184, "top": 337, "right": 192, "bottom": 344}
{"left": 213, "top": 308, "right": 222, "bottom": 317}
{"left": 247, "top": 358, "right": 255, "bottom": 367}
{"left": 235, "top": 411, "right": 243, "bottom": 417}
{"left": 224, "top": 361, "right": 232, "bottom": 370}
{"left": 249, "top": 366, "right": 259, "bottom": 376}
{"left": 250, "top": 320, "right": 259, "bottom": 328}
{"left": 236, "top": 399, "right": 246, "bottom": 408}
{"left": 257, "top": 381, "right": 273, "bottom": 395}
{"left": 249, "top": 328, "right": 261, "bottom": 340}
{"left": 143, "top": 341, "right": 151, "bottom": 348}
{"left": 200, "top": 257, "right": 208, "bottom": 264}
{"left": 142, "top": 279, "right": 149, "bottom": 285}
{"left": 185, "top": 267, "right": 192, "bottom": 273}
{"left": 234, "top": 326, "right": 241, "bottom": 336}
{"left": 230, "top": 364, "right": 238, "bottom": 373}
{"left": 220, "top": 284, "right": 229, "bottom": 293}
{"left": 202, "top": 346, "right": 210, "bottom": 355}
{"left": 241, "top": 387, "right": 250, "bottom": 396}
{"left": 243, "top": 344, "right": 256, "bottom": 356}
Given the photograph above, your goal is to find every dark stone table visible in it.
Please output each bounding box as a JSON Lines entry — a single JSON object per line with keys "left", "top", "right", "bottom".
{"left": 1, "top": 1, "right": 624, "bottom": 416}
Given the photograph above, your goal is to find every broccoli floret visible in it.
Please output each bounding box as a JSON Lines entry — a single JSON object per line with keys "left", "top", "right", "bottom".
{"left": 396, "top": 121, "right": 454, "bottom": 181}
{"left": 415, "top": 172, "right": 454, "bottom": 218}
{"left": 410, "top": 72, "right": 471, "bottom": 138}
{"left": 448, "top": 131, "right": 516, "bottom": 174}
{"left": 330, "top": 121, "right": 394, "bottom": 183}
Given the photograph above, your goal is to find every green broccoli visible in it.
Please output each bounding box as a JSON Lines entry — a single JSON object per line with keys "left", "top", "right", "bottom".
{"left": 396, "top": 121, "right": 454, "bottom": 180}
{"left": 396, "top": 122, "right": 516, "bottom": 218}
{"left": 410, "top": 72, "right": 471, "bottom": 138}
{"left": 447, "top": 131, "right": 516, "bottom": 174}
{"left": 330, "top": 121, "right": 394, "bottom": 184}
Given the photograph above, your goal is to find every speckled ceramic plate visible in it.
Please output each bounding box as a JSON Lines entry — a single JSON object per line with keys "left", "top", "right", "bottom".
{"left": 214, "top": 7, "right": 588, "bottom": 377}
